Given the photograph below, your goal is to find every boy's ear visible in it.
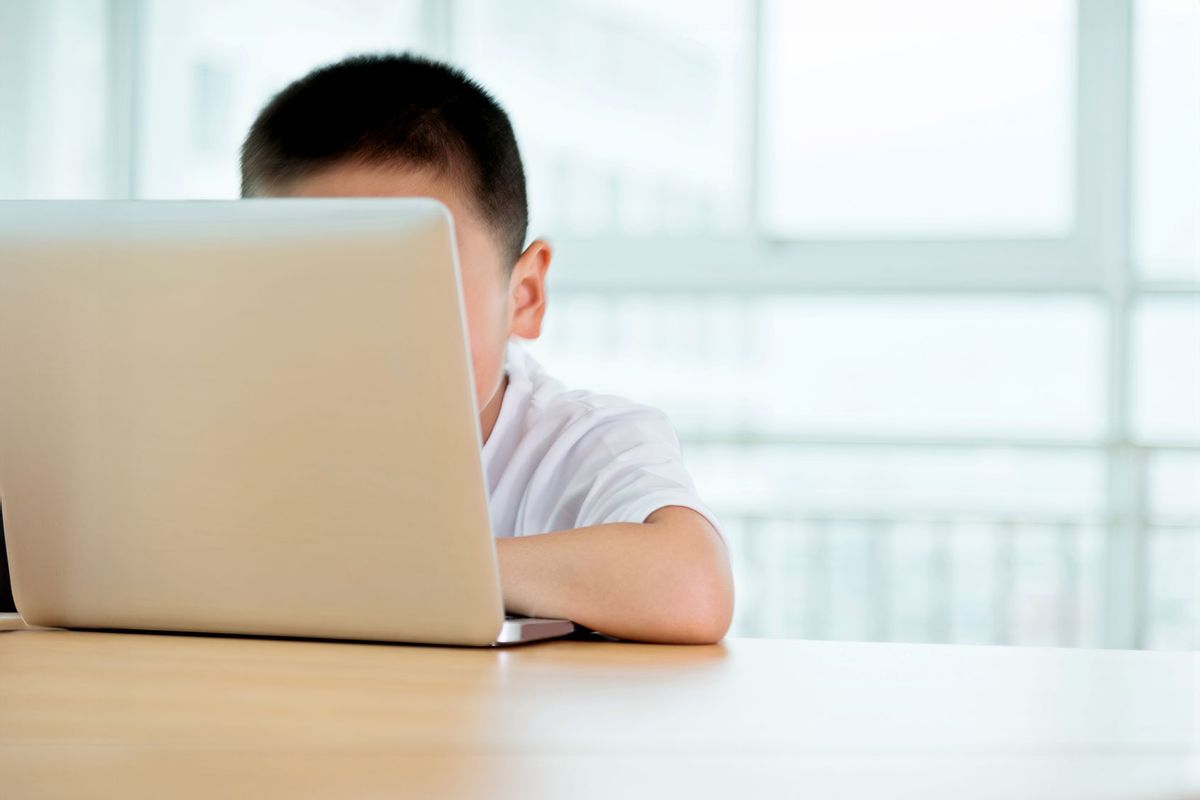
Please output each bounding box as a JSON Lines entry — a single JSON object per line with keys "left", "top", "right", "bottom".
{"left": 508, "top": 238, "right": 552, "bottom": 340}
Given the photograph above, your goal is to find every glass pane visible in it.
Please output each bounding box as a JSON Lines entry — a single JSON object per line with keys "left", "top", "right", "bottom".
{"left": 1133, "top": 0, "right": 1200, "bottom": 282}
{"left": 1146, "top": 452, "right": 1199, "bottom": 650}
{"left": 720, "top": 513, "right": 1105, "bottom": 646}
{"left": 453, "top": 0, "right": 751, "bottom": 236}
{"left": 528, "top": 294, "right": 1106, "bottom": 439}
{"left": 683, "top": 446, "right": 1104, "bottom": 519}
{"left": 760, "top": 0, "right": 1075, "bottom": 237}
{"left": 703, "top": 446, "right": 1106, "bottom": 646}
{"left": 1132, "top": 297, "right": 1200, "bottom": 442}
{"left": 1146, "top": 527, "right": 1199, "bottom": 650}
{"left": 0, "top": 0, "right": 108, "bottom": 199}
{"left": 136, "top": 0, "right": 425, "bottom": 199}
{"left": 1148, "top": 452, "right": 1200, "bottom": 519}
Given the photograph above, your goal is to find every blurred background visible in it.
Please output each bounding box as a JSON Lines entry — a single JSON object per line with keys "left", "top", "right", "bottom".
{"left": 0, "top": 0, "right": 1195, "bottom": 649}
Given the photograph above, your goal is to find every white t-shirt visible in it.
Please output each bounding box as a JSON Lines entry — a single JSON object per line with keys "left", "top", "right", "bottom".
{"left": 480, "top": 341, "right": 722, "bottom": 539}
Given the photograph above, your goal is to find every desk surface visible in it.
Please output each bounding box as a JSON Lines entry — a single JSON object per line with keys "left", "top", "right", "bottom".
{"left": 1, "top": 614, "right": 1196, "bottom": 799}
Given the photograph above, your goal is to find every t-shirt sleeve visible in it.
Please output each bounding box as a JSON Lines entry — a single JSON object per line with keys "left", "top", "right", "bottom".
{"left": 544, "top": 404, "right": 725, "bottom": 540}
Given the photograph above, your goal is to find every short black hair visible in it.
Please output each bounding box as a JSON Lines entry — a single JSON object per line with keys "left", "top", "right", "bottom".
{"left": 241, "top": 53, "right": 528, "bottom": 266}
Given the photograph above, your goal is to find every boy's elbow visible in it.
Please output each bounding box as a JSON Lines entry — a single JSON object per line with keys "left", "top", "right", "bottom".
{"left": 663, "top": 560, "right": 734, "bottom": 645}
{"left": 668, "top": 610, "right": 730, "bottom": 646}
{"left": 649, "top": 508, "right": 736, "bottom": 644}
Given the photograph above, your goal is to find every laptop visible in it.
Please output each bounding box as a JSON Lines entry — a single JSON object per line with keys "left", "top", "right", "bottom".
{"left": 0, "top": 199, "right": 574, "bottom": 646}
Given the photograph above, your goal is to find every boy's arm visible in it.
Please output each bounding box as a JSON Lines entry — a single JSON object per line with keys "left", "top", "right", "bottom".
{"left": 493, "top": 506, "right": 734, "bottom": 645}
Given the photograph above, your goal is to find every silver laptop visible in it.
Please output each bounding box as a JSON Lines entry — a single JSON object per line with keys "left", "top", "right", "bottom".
{"left": 0, "top": 199, "right": 574, "bottom": 646}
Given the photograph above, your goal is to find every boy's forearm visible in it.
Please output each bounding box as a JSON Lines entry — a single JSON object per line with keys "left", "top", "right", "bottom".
{"left": 494, "top": 506, "right": 734, "bottom": 645}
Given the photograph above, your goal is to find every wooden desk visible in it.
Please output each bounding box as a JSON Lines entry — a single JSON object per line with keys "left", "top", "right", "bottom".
{"left": 1, "top": 613, "right": 1196, "bottom": 799}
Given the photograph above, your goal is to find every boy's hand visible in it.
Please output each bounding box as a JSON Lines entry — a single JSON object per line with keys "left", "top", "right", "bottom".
{"left": 494, "top": 506, "right": 734, "bottom": 645}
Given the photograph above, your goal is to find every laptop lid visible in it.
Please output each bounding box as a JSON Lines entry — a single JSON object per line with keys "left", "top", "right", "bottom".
{"left": 0, "top": 199, "right": 506, "bottom": 645}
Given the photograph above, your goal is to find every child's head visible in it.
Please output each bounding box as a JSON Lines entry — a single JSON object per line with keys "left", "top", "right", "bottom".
{"left": 240, "top": 53, "right": 550, "bottom": 417}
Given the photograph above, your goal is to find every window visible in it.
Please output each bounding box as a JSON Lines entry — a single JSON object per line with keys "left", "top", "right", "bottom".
{"left": 1133, "top": 0, "right": 1200, "bottom": 282}
{"left": 452, "top": 0, "right": 752, "bottom": 236}
{"left": 0, "top": 0, "right": 108, "bottom": 199}
{"left": 135, "top": 0, "right": 427, "bottom": 199}
{"left": 1146, "top": 451, "right": 1199, "bottom": 649}
{"left": 529, "top": 295, "right": 1106, "bottom": 439}
{"left": 760, "top": 0, "right": 1075, "bottom": 237}
{"left": 1133, "top": 297, "right": 1200, "bottom": 442}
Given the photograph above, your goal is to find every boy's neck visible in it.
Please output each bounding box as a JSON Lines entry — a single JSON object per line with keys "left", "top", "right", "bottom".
{"left": 478, "top": 374, "right": 508, "bottom": 445}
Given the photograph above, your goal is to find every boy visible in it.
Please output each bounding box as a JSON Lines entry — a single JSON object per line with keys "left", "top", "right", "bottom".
{"left": 240, "top": 54, "right": 732, "bottom": 644}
